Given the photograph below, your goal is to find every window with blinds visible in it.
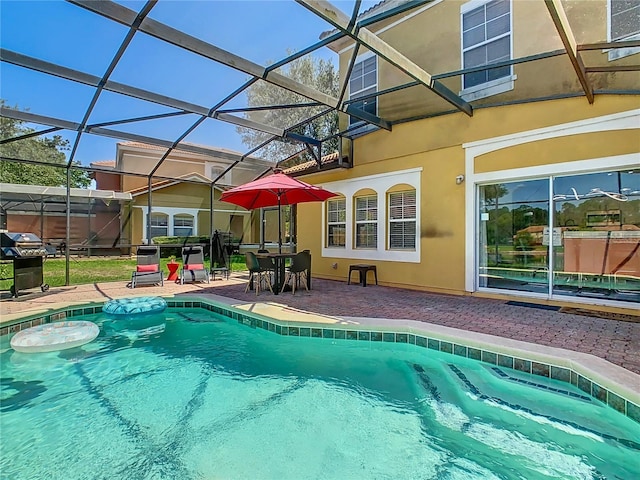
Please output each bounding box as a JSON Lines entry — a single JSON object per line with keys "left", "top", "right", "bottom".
{"left": 388, "top": 191, "right": 416, "bottom": 249}
{"left": 462, "top": 0, "right": 511, "bottom": 89}
{"left": 149, "top": 213, "right": 168, "bottom": 238}
{"left": 327, "top": 198, "right": 346, "bottom": 247}
{"left": 355, "top": 195, "right": 377, "bottom": 248}
{"left": 174, "top": 214, "right": 194, "bottom": 237}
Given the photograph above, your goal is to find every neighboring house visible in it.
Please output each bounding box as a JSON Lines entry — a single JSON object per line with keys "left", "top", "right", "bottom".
{"left": 91, "top": 141, "right": 273, "bottom": 248}
{"left": 291, "top": 0, "right": 640, "bottom": 308}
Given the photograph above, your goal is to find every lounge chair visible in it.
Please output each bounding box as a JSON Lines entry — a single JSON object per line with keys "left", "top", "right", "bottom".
{"left": 280, "top": 250, "right": 310, "bottom": 294}
{"left": 245, "top": 252, "right": 273, "bottom": 295}
{"left": 131, "top": 246, "right": 164, "bottom": 288}
{"left": 180, "top": 246, "right": 210, "bottom": 284}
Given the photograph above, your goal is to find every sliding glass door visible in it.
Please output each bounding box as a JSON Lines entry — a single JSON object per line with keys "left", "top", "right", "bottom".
{"left": 552, "top": 170, "right": 640, "bottom": 302}
{"left": 478, "top": 179, "right": 550, "bottom": 294}
{"left": 477, "top": 168, "right": 640, "bottom": 304}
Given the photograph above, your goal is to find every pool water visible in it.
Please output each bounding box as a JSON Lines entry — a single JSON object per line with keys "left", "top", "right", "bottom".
{"left": 1, "top": 308, "right": 639, "bottom": 480}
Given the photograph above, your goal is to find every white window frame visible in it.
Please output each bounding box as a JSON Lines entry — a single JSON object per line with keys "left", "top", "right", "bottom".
{"left": 149, "top": 212, "right": 169, "bottom": 238}
{"left": 207, "top": 162, "right": 232, "bottom": 185}
{"left": 139, "top": 206, "right": 203, "bottom": 242}
{"left": 354, "top": 195, "right": 378, "bottom": 249}
{"left": 607, "top": 0, "right": 640, "bottom": 60}
{"left": 326, "top": 198, "right": 346, "bottom": 248}
{"left": 321, "top": 168, "right": 422, "bottom": 263}
{"left": 460, "top": 0, "right": 515, "bottom": 101}
{"left": 388, "top": 190, "right": 417, "bottom": 250}
{"left": 348, "top": 52, "right": 378, "bottom": 126}
{"left": 173, "top": 214, "right": 194, "bottom": 237}
{"left": 462, "top": 108, "right": 640, "bottom": 308}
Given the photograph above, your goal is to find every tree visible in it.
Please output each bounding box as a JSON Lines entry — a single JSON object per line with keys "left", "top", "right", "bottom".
{"left": 237, "top": 54, "right": 339, "bottom": 167}
{"left": 0, "top": 100, "right": 91, "bottom": 188}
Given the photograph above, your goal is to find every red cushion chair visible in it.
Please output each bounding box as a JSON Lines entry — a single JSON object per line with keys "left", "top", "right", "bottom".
{"left": 180, "top": 247, "right": 210, "bottom": 284}
{"left": 136, "top": 264, "right": 159, "bottom": 273}
{"left": 130, "top": 246, "right": 164, "bottom": 288}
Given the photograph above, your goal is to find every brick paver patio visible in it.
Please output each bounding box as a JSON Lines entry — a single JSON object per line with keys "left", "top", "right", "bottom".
{"left": 2, "top": 273, "right": 639, "bottom": 375}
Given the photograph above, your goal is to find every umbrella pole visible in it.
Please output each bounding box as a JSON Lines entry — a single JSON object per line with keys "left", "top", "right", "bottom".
{"left": 278, "top": 194, "right": 282, "bottom": 254}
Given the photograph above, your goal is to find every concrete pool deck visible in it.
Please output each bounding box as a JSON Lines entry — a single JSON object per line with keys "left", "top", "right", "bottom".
{"left": 1, "top": 272, "right": 639, "bottom": 404}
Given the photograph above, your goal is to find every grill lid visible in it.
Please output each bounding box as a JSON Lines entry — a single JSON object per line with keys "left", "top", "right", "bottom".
{"left": 1, "top": 232, "right": 43, "bottom": 246}
{"left": 1, "top": 232, "right": 46, "bottom": 259}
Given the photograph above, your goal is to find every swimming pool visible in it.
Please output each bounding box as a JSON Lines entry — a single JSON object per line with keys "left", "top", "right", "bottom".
{"left": 1, "top": 305, "right": 639, "bottom": 479}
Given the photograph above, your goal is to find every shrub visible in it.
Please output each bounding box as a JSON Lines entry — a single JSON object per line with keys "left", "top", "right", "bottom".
{"left": 151, "top": 236, "right": 211, "bottom": 258}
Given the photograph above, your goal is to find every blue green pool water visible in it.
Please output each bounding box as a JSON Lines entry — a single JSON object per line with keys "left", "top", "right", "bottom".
{"left": 1, "top": 308, "right": 639, "bottom": 479}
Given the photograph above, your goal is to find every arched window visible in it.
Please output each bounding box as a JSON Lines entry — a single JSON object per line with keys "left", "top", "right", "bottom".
{"left": 149, "top": 213, "right": 168, "bottom": 238}
{"left": 354, "top": 191, "right": 377, "bottom": 249}
{"left": 208, "top": 163, "right": 232, "bottom": 185}
{"left": 388, "top": 189, "right": 416, "bottom": 250}
{"left": 174, "top": 214, "right": 194, "bottom": 237}
{"left": 326, "top": 196, "right": 346, "bottom": 247}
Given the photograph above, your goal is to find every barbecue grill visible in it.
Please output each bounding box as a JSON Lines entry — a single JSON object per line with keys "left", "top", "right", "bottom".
{"left": 0, "top": 232, "right": 49, "bottom": 297}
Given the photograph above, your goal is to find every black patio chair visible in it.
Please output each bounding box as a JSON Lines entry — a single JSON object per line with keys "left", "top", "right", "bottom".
{"left": 280, "top": 250, "right": 310, "bottom": 294}
{"left": 131, "top": 246, "right": 164, "bottom": 288}
{"left": 245, "top": 251, "right": 273, "bottom": 295}
{"left": 256, "top": 250, "right": 275, "bottom": 285}
{"left": 180, "top": 246, "right": 210, "bottom": 284}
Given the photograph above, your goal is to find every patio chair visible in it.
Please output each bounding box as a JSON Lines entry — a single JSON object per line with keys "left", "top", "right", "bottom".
{"left": 180, "top": 246, "right": 210, "bottom": 285}
{"left": 211, "top": 232, "right": 231, "bottom": 280}
{"left": 131, "top": 246, "right": 164, "bottom": 288}
{"left": 280, "top": 250, "right": 310, "bottom": 294}
{"left": 257, "top": 253, "right": 276, "bottom": 286}
{"left": 245, "top": 252, "right": 273, "bottom": 295}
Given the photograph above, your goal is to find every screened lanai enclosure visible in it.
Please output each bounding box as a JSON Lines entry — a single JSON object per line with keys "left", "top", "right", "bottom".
{"left": 0, "top": 184, "right": 132, "bottom": 255}
{"left": 1, "top": 0, "right": 639, "bottom": 289}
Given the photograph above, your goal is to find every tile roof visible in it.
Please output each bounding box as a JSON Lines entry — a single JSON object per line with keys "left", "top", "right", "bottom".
{"left": 88, "top": 147, "right": 340, "bottom": 177}
{"left": 127, "top": 172, "right": 214, "bottom": 196}
{"left": 282, "top": 151, "right": 342, "bottom": 175}
{"left": 90, "top": 160, "right": 116, "bottom": 167}
{"left": 119, "top": 141, "right": 243, "bottom": 157}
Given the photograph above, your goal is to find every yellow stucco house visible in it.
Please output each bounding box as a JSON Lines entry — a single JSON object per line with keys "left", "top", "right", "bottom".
{"left": 292, "top": 0, "right": 640, "bottom": 310}
{"left": 92, "top": 141, "right": 277, "bottom": 249}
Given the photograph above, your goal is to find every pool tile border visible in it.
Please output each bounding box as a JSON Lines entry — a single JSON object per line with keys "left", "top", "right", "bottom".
{"left": 2, "top": 297, "right": 639, "bottom": 425}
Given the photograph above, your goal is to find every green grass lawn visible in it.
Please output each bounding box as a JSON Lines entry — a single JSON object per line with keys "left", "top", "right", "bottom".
{"left": 0, "top": 256, "right": 247, "bottom": 291}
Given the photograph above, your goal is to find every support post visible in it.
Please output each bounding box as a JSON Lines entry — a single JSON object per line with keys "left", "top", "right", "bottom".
{"left": 40, "top": 198, "right": 44, "bottom": 244}
{"left": 147, "top": 176, "right": 152, "bottom": 245}
{"left": 87, "top": 198, "right": 92, "bottom": 257}
{"left": 210, "top": 184, "right": 214, "bottom": 272}
{"left": 65, "top": 168, "right": 70, "bottom": 286}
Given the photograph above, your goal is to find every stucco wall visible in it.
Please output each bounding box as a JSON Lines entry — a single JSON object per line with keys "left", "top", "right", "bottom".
{"left": 93, "top": 172, "right": 121, "bottom": 192}
{"left": 129, "top": 182, "right": 257, "bottom": 245}
{"left": 337, "top": 0, "right": 637, "bottom": 129}
{"left": 297, "top": 96, "right": 640, "bottom": 296}
{"left": 121, "top": 152, "right": 208, "bottom": 192}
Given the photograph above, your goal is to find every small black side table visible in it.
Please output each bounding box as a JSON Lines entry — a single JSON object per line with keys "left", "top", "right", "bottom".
{"left": 348, "top": 264, "right": 378, "bottom": 287}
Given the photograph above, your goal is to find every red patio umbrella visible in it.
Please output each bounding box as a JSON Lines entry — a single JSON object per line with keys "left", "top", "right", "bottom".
{"left": 220, "top": 169, "right": 337, "bottom": 252}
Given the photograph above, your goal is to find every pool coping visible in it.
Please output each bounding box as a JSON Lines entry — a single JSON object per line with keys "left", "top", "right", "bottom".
{"left": 2, "top": 292, "right": 639, "bottom": 424}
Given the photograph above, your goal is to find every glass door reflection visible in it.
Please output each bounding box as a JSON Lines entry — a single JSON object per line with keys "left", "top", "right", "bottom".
{"left": 552, "top": 170, "right": 640, "bottom": 302}
{"left": 478, "top": 179, "right": 550, "bottom": 294}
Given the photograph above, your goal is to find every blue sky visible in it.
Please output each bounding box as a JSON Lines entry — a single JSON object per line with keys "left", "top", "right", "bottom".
{"left": 1, "top": 0, "right": 377, "bottom": 165}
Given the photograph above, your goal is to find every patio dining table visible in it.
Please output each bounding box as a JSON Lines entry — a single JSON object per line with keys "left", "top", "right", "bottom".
{"left": 256, "top": 252, "right": 311, "bottom": 294}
